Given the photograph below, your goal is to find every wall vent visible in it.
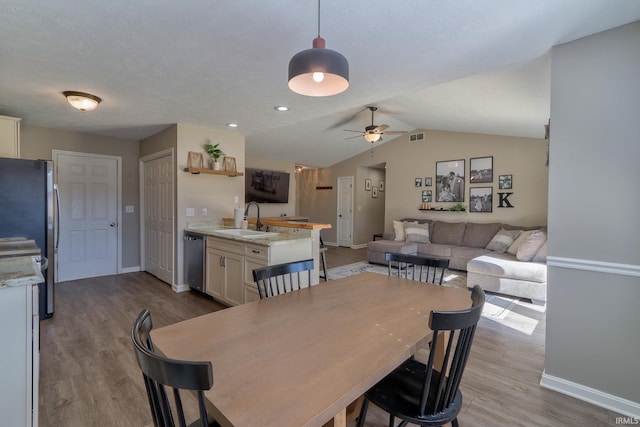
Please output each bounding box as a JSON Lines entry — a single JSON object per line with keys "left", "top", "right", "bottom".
{"left": 409, "top": 132, "right": 424, "bottom": 142}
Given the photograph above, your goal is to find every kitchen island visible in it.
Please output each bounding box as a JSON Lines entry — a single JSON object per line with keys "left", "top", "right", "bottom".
{"left": 185, "top": 219, "right": 330, "bottom": 306}
{"left": 0, "top": 254, "right": 43, "bottom": 427}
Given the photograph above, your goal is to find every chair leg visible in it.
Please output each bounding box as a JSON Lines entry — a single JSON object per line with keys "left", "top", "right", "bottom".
{"left": 356, "top": 398, "right": 369, "bottom": 427}
{"left": 320, "top": 250, "right": 328, "bottom": 281}
{"left": 452, "top": 418, "right": 460, "bottom": 427}
{"left": 388, "top": 413, "right": 395, "bottom": 427}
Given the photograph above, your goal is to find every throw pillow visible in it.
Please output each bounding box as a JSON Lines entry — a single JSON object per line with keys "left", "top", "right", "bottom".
{"left": 532, "top": 240, "right": 548, "bottom": 263}
{"left": 485, "top": 229, "right": 522, "bottom": 253}
{"left": 507, "top": 230, "right": 533, "bottom": 255}
{"left": 516, "top": 230, "right": 548, "bottom": 261}
{"left": 393, "top": 220, "right": 406, "bottom": 241}
{"left": 405, "top": 223, "right": 430, "bottom": 243}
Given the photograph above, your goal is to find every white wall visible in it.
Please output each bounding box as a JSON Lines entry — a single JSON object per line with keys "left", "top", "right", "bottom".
{"left": 544, "top": 21, "right": 640, "bottom": 416}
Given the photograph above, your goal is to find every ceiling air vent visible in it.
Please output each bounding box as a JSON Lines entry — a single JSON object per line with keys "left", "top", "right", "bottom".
{"left": 409, "top": 132, "right": 424, "bottom": 142}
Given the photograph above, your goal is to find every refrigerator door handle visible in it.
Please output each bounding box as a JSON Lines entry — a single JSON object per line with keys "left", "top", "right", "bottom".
{"left": 54, "top": 184, "right": 61, "bottom": 251}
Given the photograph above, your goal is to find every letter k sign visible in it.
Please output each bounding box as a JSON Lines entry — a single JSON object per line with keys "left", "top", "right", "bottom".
{"left": 498, "top": 192, "right": 514, "bottom": 208}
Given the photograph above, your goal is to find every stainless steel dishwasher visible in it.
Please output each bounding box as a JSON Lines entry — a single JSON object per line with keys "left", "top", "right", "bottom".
{"left": 184, "top": 232, "right": 205, "bottom": 293}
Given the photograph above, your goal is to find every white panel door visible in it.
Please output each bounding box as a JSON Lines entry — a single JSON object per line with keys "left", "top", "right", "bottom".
{"left": 56, "top": 152, "right": 119, "bottom": 281}
{"left": 143, "top": 154, "right": 174, "bottom": 284}
{"left": 337, "top": 176, "right": 353, "bottom": 247}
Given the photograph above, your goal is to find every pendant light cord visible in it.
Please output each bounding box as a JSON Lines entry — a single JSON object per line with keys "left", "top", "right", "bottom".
{"left": 317, "top": 0, "right": 321, "bottom": 37}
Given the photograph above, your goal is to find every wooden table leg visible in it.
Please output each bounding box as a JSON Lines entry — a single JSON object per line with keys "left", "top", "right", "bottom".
{"left": 330, "top": 407, "right": 347, "bottom": 427}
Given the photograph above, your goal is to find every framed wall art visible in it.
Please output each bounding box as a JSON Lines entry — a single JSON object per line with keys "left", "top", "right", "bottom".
{"left": 470, "top": 156, "right": 493, "bottom": 183}
{"left": 469, "top": 187, "right": 493, "bottom": 212}
{"left": 365, "top": 179, "right": 372, "bottom": 191}
{"left": 436, "top": 160, "right": 465, "bottom": 202}
{"left": 499, "top": 174, "right": 513, "bottom": 189}
{"left": 379, "top": 180, "right": 384, "bottom": 192}
{"left": 372, "top": 187, "right": 378, "bottom": 198}
{"left": 425, "top": 177, "right": 432, "bottom": 187}
{"left": 223, "top": 156, "right": 237, "bottom": 172}
{"left": 421, "top": 190, "right": 432, "bottom": 203}
{"left": 415, "top": 177, "right": 422, "bottom": 187}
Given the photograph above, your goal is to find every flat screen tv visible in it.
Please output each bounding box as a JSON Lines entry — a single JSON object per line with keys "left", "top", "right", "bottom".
{"left": 245, "top": 168, "right": 290, "bottom": 203}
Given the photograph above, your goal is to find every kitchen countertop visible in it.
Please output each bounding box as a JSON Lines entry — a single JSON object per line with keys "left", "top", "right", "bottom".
{"left": 0, "top": 255, "right": 45, "bottom": 288}
{"left": 185, "top": 224, "right": 312, "bottom": 246}
{"left": 221, "top": 216, "right": 332, "bottom": 230}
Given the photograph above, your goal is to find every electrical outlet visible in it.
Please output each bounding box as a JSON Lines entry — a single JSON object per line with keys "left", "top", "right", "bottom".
{"left": 125, "top": 205, "right": 134, "bottom": 213}
{"left": 186, "top": 208, "right": 195, "bottom": 217}
{"left": 202, "top": 208, "right": 207, "bottom": 216}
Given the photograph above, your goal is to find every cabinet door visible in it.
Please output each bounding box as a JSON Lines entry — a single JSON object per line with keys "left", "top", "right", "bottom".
{"left": 0, "top": 115, "right": 20, "bottom": 158}
{"left": 205, "top": 247, "right": 224, "bottom": 300}
{"left": 223, "top": 251, "right": 244, "bottom": 306}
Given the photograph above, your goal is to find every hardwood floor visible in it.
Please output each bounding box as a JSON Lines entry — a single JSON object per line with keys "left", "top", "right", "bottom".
{"left": 39, "top": 247, "right": 618, "bottom": 427}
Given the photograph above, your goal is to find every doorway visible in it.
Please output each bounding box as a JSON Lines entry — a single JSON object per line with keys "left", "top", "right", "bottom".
{"left": 336, "top": 176, "right": 353, "bottom": 247}
{"left": 54, "top": 150, "right": 121, "bottom": 282}
{"left": 140, "top": 149, "right": 175, "bottom": 285}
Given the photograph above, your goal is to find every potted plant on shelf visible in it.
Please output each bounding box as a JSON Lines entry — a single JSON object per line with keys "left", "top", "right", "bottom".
{"left": 204, "top": 143, "right": 225, "bottom": 170}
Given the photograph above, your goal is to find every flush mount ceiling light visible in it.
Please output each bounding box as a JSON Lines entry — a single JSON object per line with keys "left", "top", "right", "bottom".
{"left": 288, "top": 0, "right": 349, "bottom": 97}
{"left": 63, "top": 91, "right": 102, "bottom": 112}
{"left": 274, "top": 106, "right": 289, "bottom": 112}
{"left": 226, "top": 123, "right": 238, "bottom": 128}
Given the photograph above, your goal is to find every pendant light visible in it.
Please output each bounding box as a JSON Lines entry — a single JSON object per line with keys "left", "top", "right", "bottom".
{"left": 63, "top": 91, "right": 102, "bottom": 111}
{"left": 288, "top": 0, "right": 349, "bottom": 97}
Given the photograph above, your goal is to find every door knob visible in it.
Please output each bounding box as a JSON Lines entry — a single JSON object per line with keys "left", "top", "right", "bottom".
{"left": 110, "top": 222, "right": 117, "bottom": 227}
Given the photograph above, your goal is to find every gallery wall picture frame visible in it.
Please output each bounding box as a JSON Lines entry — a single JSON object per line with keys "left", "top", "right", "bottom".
{"left": 436, "top": 159, "right": 465, "bottom": 202}
{"left": 365, "top": 179, "right": 372, "bottom": 191}
{"left": 187, "top": 151, "right": 204, "bottom": 169}
{"left": 421, "top": 189, "right": 432, "bottom": 203}
{"left": 469, "top": 187, "right": 493, "bottom": 213}
{"left": 379, "top": 180, "right": 384, "bottom": 191}
{"left": 499, "top": 174, "right": 513, "bottom": 189}
{"left": 425, "top": 177, "right": 432, "bottom": 187}
{"left": 223, "top": 156, "right": 237, "bottom": 172}
{"left": 470, "top": 156, "right": 493, "bottom": 183}
{"left": 372, "top": 187, "right": 378, "bottom": 198}
{"left": 415, "top": 177, "right": 422, "bottom": 187}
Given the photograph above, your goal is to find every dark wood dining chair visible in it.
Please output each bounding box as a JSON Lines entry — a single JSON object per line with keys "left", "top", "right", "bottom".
{"left": 386, "top": 252, "right": 450, "bottom": 285}
{"left": 252, "top": 259, "right": 314, "bottom": 299}
{"left": 131, "top": 309, "right": 220, "bottom": 427}
{"left": 357, "top": 285, "right": 485, "bottom": 427}
{"left": 319, "top": 236, "right": 328, "bottom": 281}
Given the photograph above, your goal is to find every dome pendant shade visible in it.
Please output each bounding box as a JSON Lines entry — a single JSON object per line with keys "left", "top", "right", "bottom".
{"left": 63, "top": 91, "right": 102, "bottom": 111}
{"left": 288, "top": 37, "right": 349, "bottom": 97}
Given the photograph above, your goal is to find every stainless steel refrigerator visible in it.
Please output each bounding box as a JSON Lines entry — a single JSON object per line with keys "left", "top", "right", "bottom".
{"left": 0, "top": 157, "right": 56, "bottom": 319}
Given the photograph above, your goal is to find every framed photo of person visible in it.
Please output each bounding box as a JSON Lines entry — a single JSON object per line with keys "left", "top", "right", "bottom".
{"left": 415, "top": 177, "right": 422, "bottom": 187}
{"left": 469, "top": 187, "right": 493, "bottom": 212}
{"left": 499, "top": 174, "right": 513, "bottom": 189}
{"left": 425, "top": 177, "right": 432, "bottom": 187}
{"left": 470, "top": 156, "right": 493, "bottom": 183}
{"left": 435, "top": 160, "right": 465, "bottom": 202}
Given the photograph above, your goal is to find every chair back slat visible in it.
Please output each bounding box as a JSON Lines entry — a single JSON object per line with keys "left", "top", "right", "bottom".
{"left": 385, "top": 252, "right": 450, "bottom": 285}
{"left": 132, "top": 309, "right": 217, "bottom": 427}
{"left": 252, "top": 259, "right": 314, "bottom": 299}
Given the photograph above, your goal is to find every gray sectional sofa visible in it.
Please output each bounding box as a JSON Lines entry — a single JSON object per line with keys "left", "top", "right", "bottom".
{"left": 366, "top": 219, "right": 547, "bottom": 302}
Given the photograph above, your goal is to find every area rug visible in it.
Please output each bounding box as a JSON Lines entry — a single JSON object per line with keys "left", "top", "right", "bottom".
{"left": 326, "top": 261, "right": 519, "bottom": 320}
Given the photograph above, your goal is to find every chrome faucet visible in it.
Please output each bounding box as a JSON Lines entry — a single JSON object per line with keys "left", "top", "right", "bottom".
{"left": 244, "top": 201, "right": 263, "bottom": 231}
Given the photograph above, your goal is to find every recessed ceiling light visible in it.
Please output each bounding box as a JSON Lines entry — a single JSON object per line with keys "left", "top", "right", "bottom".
{"left": 226, "top": 123, "right": 238, "bottom": 128}
{"left": 274, "top": 106, "right": 289, "bottom": 112}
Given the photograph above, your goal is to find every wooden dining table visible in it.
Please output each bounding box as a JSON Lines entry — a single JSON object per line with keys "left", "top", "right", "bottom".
{"left": 151, "top": 272, "right": 472, "bottom": 427}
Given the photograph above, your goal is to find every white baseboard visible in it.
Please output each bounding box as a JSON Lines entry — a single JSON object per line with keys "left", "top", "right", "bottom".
{"left": 119, "top": 266, "right": 141, "bottom": 274}
{"left": 351, "top": 243, "right": 368, "bottom": 249}
{"left": 172, "top": 283, "right": 190, "bottom": 293}
{"left": 540, "top": 371, "right": 640, "bottom": 418}
{"left": 547, "top": 256, "right": 640, "bottom": 277}
{"left": 324, "top": 241, "right": 338, "bottom": 247}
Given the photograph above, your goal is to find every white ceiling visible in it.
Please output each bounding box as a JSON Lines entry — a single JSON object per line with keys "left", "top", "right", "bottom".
{"left": 1, "top": 1, "right": 639, "bottom": 167}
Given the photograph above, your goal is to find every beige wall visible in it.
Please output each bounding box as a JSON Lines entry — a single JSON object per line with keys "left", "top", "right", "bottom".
{"left": 299, "top": 129, "right": 548, "bottom": 245}
{"left": 545, "top": 21, "right": 640, "bottom": 412}
{"left": 20, "top": 124, "right": 141, "bottom": 268}
{"left": 245, "top": 156, "right": 296, "bottom": 218}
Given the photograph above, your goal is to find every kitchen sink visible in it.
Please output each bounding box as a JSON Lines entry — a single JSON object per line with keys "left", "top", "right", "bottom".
{"left": 212, "top": 229, "right": 280, "bottom": 239}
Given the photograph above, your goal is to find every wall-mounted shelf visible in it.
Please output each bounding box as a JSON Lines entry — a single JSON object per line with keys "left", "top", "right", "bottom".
{"left": 183, "top": 167, "right": 244, "bottom": 177}
{"left": 418, "top": 208, "right": 466, "bottom": 212}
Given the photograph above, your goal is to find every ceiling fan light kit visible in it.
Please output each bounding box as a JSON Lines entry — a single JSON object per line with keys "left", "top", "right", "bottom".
{"left": 288, "top": 0, "right": 349, "bottom": 97}
{"left": 344, "top": 106, "right": 408, "bottom": 143}
{"left": 63, "top": 91, "right": 102, "bottom": 112}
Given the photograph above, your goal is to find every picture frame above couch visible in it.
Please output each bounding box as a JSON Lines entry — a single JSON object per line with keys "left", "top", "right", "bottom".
{"left": 436, "top": 160, "right": 465, "bottom": 202}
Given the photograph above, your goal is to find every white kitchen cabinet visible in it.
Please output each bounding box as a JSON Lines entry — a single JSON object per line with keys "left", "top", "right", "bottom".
{"left": 0, "top": 114, "right": 21, "bottom": 158}
{"left": 0, "top": 283, "right": 39, "bottom": 427}
{"left": 205, "top": 237, "right": 244, "bottom": 306}
{"left": 205, "top": 235, "right": 313, "bottom": 306}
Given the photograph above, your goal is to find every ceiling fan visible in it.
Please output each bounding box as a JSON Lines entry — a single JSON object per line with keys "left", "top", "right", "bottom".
{"left": 344, "top": 106, "right": 408, "bottom": 143}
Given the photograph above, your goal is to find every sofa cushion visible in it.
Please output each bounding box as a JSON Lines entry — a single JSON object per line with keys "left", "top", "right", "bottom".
{"left": 367, "top": 240, "right": 418, "bottom": 255}
{"left": 507, "top": 230, "right": 534, "bottom": 255}
{"left": 405, "top": 223, "right": 430, "bottom": 243}
{"left": 430, "top": 221, "right": 465, "bottom": 246}
{"left": 532, "top": 240, "right": 548, "bottom": 263}
{"left": 451, "top": 246, "right": 492, "bottom": 260}
{"left": 467, "top": 253, "right": 547, "bottom": 283}
{"left": 417, "top": 243, "right": 452, "bottom": 258}
{"left": 462, "top": 222, "right": 502, "bottom": 248}
{"left": 485, "top": 229, "right": 521, "bottom": 253}
{"left": 516, "top": 230, "right": 547, "bottom": 261}
{"left": 393, "top": 220, "right": 411, "bottom": 241}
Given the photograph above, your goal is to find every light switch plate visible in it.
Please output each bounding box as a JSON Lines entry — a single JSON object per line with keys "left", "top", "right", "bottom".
{"left": 186, "top": 208, "right": 195, "bottom": 217}
{"left": 125, "top": 205, "right": 134, "bottom": 213}
{"left": 202, "top": 208, "right": 207, "bottom": 216}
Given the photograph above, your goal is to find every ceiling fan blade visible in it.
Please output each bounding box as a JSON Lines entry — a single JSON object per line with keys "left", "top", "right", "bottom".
{"left": 343, "top": 129, "right": 364, "bottom": 133}
{"left": 373, "top": 124, "right": 389, "bottom": 133}
{"left": 382, "top": 130, "right": 408, "bottom": 135}
{"left": 345, "top": 135, "right": 363, "bottom": 140}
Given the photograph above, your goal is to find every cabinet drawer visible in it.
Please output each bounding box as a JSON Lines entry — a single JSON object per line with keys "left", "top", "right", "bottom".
{"left": 244, "top": 243, "right": 268, "bottom": 261}
{"left": 206, "top": 236, "right": 243, "bottom": 254}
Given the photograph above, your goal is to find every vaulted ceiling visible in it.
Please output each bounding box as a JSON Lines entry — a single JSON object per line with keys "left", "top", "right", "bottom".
{"left": 1, "top": 1, "right": 639, "bottom": 167}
